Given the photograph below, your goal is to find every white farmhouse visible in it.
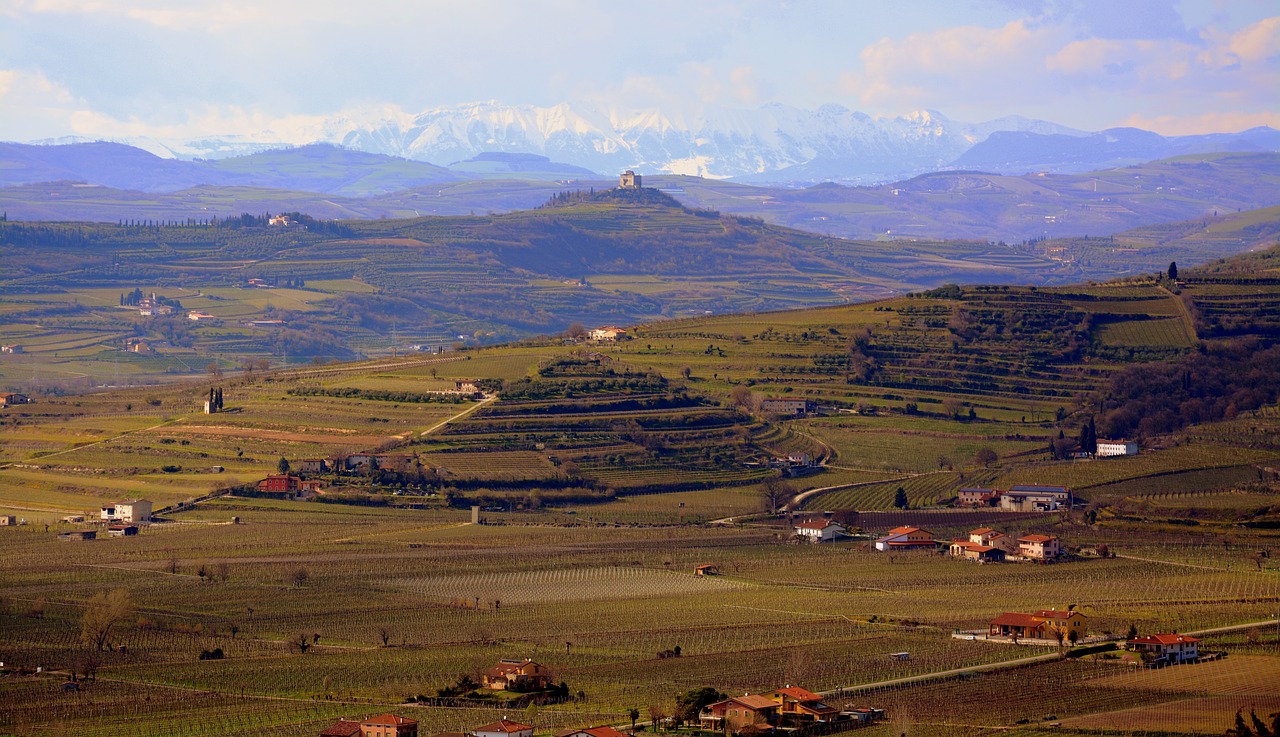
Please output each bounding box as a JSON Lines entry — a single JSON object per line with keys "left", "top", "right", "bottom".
{"left": 1096, "top": 440, "right": 1139, "bottom": 457}
{"left": 794, "top": 518, "right": 845, "bottom": 543}
{"left": 101, "top": 499, "right": 152, "bottom": 523}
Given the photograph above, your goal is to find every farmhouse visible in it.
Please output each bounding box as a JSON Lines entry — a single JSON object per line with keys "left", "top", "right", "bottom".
{"left": 0, "top": 515, "right": 16, "bottom": 526}
{"left": 473, "top": 720, "right": 534, "bottom": 737}
{"left": 1000, "top": 489, "right": 1064, "bottom": 512}
{"left": 695, "top": 564, "right": 719, "bottom": 576}
{"left": 107, "top": 524, "right": 138, "bottom": 537}
{"left": 1127, "top": 633, "right": 1200, "bottom": 663}
{"left": 59, "top": 530, "right": 97, "bottom": 541}
{"left": 1096, "top": 440, "right": 1139, "bottom": 457}
{"left": 874, "top": 526, "right": 935, "bottom": 551}
{"left": 957, "top": 487, "right": 998, "bottom": 507}
{"left": 988, "top": 608, "right": 1086, "bottom": 641}
{"left": 760, "top": 398, "right": 816, "bottom": 416}
{"left": 700, "top": 694, "right": 781, "bottom": 732}
{"left": 0, "top": 392, "right": 30, "bottom": 406}
{"left": 319, "top": 720, "right": 363, "bottom": 737}
{"left": 766, "top": 685, "right": 839, "bottom": 724}
{"left": 186, "top": 311, "right": 217, "bottom": 321}
{"left": 1, "top": 344, "right": 23, "bottom": 354}
{"left": 295, "top": 458, "right": 330, "bottom": 475}
{"left": 588, "top": 326, "right": 627, "bottom": 341}
{"left": 794, "top": 518, "right": 845, "bottom": 543}
{"left": 257, "top": 474, "right": 303, "bottom": 494}
{"left": 1034, "top": 608, "right": 1087, "bottom": 640}
{"left": 555, "top": 728, "right": 629, "bottom": 737}
{"left": 1018, "top": 534, "right": 1062, "bottom": 560}
{"left": 947, "top": 541, "right": 1005, "bottom": 563}
{"left": 101, "top": 499, "right": 152, "bottom": 523}
{"left": 481, "top": 658, "right": 552, "bottom": 691}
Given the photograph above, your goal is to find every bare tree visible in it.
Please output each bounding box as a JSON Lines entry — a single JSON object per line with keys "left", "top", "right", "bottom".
{"left": 761, "top": 475, "right": 797, "bottom": 513}
{"left": 288, "top": 568, "right": 309, "bottom": 588}
{"left": 80, "top": 589, "right": 132, "bottom": 651}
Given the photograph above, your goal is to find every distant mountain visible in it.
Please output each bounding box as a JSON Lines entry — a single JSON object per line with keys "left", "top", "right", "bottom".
{"left": 446, "top": 152, "right": 600, "bottom": 180}
{"left": 11, "top": 102, "right": 1277, "bottom": 185}
{"left": 952, "top": 126, "right": 1280, "bottom": 174}
{"left": 0, "top": 141, "right": 467, "bottom": 194}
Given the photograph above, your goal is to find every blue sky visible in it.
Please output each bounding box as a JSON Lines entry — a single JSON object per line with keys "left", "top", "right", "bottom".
{"left": 0, "top": 0, "right": 1276, "bottom": 144}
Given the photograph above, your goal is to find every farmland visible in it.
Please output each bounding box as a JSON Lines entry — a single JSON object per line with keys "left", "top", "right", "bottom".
{"left": 2, "top": 249, "right": 1280, "bottom": 736}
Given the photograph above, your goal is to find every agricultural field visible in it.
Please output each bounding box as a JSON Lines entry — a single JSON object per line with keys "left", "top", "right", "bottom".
{"left": 2, "top": 249, "right": 1280, "bottom": 736}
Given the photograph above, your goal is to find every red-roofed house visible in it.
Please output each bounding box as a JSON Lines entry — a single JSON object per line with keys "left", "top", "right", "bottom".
{"left": 874, "top": 526, "right": 935, "bottom": 551}
{"left": 701, "top": 695, "right": 781, "bottom": 732}
{"left": 257, "top": 474, "right": 303, "bottom": 494}
{"left": 482, "top": 658, "right": 552, "bottom": 691}
{"left": 794, "top": 518, "right": 846, "bottom": 543}
{"left": 473, "top": 720, "right": 533, "bottom": 737}
{"left": 766, "top": 685, "right": 839, "bottom": 724}
{"left": 352, "top": 714, "right": 417, "bottom": 737}
{"left": 555, "top": 728, "right": 630, "bottom": 737}
{"left": 1127, "top": 633, "right": 1200, "bottom": 663}
{"left": 1018, "top": 534, "right": 1062, "bottom": 560}
{"left": 988, "top": 612, "right": 1051, "bottom": 639}
{"left": 947, "top": 540, "right": 1006, "bottom": 563}
{"left": 319, "top": 719, "right": 363, "bottom": 737}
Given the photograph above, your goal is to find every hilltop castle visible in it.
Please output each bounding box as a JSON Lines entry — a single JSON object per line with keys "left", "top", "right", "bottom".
{"left": 619, "top": 170, "right": 641, "bottom": 189}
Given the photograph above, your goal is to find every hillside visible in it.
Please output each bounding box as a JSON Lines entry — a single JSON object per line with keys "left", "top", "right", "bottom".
{"left": 2, "top": 194, "right": 1278, "bottom": 392}
{"left": 4, "top": 150, "right": 1279, "bottom": 247}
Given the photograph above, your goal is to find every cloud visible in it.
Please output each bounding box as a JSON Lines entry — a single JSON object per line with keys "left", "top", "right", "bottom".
{"left": 4, "top": 0, "right": 265, "bottom": 30}
{"left": 0, "top": 68, "right": 89, "bottom": 140}
{"left": 837, "top": 12, "right": 1279, "bottom": 132}
{"left": 1121, "top": 110, "right": 1280, "bottom": 136}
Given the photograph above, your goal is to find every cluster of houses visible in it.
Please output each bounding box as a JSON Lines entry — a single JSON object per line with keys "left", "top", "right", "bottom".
{"left": 321, "top": 717, "right": 638, "bottom": 737}
{"left": 589, "top": 326, "right": 627, "bottom": 342}
{"left": 54, "top": 499, "right": 151, "bottom": 540}
{"left": 957, "top": 484, "right": 1072, "bottom": 512}
{"left": 0, "top": 391, "right": 30, "bottom": 407}
{"left": 979, "top": 609, "right": 1203, "bottom": 665}
{"left": 699, "top": 685, "right": 884, "bottom": 732}
{"left": 872, "top": 526, "right": 1064, "bottom": 562}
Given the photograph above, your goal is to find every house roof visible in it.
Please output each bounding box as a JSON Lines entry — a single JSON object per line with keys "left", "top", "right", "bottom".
{"left": 952, "top": 542, "right": 997, "bottom": 553}
{"left": 1018, "top": 534, "right": 1057, "bottom": 543}
{"left": 1129, "top": 633, "right": 1200, "bottom": 645}
{"left": 772, "top": 686, "right": 822, "bottom": 701}
{"left": 1033, "top": 609, "right": 1081, "bottom": 620}
{"left": 959, "top": 488, "right": 995, "bottom": 495}
{"left": 1010, "top": 484, "right": 1069, "bottom": 494}
{"left": 990, "top": 612, "right": 1046, "bottom": 628}
{"left": 320, "top": 720, "right": 363, "bottom": 737}
{"left": 969, "top": 527, "right": 997, "bottom": 535}
{"left": 796, "top": 701, "right": 839, "bottom": 715}
{"left": 364, "top": 714, "right": 418, "bottom": 726}
{"left": 475, "top": 720, "right": 534, "bottom": 733}
{"left": 555, "top": 728, "right": 630, "bottom": 737}
{"left": 796, "top": 519, "right": 840, "bottom": 530}
{"left": 732, "top": 695, "right": 783, "bottom": 710}
{"left": 884, "top": 526, "right": 923, "bottom": 535}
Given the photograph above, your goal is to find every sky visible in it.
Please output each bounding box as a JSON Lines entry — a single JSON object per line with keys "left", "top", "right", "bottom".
{"left": 0, "top": 0, "right": 1277, "bottom": 145}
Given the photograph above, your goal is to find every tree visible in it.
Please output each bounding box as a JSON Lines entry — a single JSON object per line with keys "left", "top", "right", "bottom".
{"left": 277, "top": 456, "right": 290, "bottom": 474}
{"left": 761, "top": 475, "right": 796, "bottom": 513}
{"left": 378, "top": 626, "right": 392, "bottom": 647}
{"left": 893, "top": 486, "right": 909, "bottom": 510}
{"left": 289, "top": 567, "right": 309, "bottom": 588}
{"left": 1226, "top": 709, "right": 1280, "bottom": 737}
{"left": 291, "top": 632, "right": 311, "bottom": 654}
{"left": 728, "top": 385, "right": 756, "bottom": 413}
{"left": 974, "top": 447, "right": 998, "bottom": 467}
{"left": 675, "top": 687, "right": 726, "bottom": 723}
{"left": 567, "top": 322, "right": 587, "bottom": 340}
{"left": 1126, "top": 622, "right": 1138, "bottom": 641}
{"left": 80, "top": 589, "right": 132, "bottom": 651}
{"left": 628, "top": 708, "right": 640, "bottom": 733}
{"left": 1167, "top": 261, "right": 1178, "bottom": 281}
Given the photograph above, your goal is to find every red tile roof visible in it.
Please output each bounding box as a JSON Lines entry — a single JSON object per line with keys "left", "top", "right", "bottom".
{"left": 772, "top": 686, "right": 822, "bottom": 701}
{"left": 1018, "top": 534, "right": 1056, "bottom": 542}
{"left": 364, "top": 714, "right": 418, "bottom": 726}
{"left": 1033, "top": 609, "right": 1080, "bottom": 620}
{"left": 884, "top": 526, "right": 922, "bottom": 535}
{"left": 555, "top": 728, "right": 630, "bottom": 737}
{"left": 733, "top": 695, "right": 783, "bottom": 710}
{"left": 475, "top": 720, "right": 534, "bottom": 733}
{"left": 969, "top": 527, "right": 997, "bottom": 535}
{"left": 990, "top": 612, "right": 1045, "bottom": 628}
{"left": 320, "top": 720, "right": 363, "bottom": 737}
{"left": 796, "top": 519, "right": 839, "bottom": 530}
{"left": 1129, "top": 633, "right": 1200, "bottom": 645}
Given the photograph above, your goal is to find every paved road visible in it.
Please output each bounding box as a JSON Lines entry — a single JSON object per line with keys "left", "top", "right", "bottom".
{"left": 820, "top": 616, "right": 1280, "bottom": 696}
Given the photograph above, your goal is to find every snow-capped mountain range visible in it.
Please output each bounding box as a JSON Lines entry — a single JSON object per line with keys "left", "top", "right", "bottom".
{"left": 26, "top": 101, "right": 1279, "bottom": 185}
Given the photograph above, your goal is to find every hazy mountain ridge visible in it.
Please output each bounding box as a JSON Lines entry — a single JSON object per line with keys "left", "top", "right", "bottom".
{"left": 21, "top": 101, "right": 1276, "bottom": 185}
